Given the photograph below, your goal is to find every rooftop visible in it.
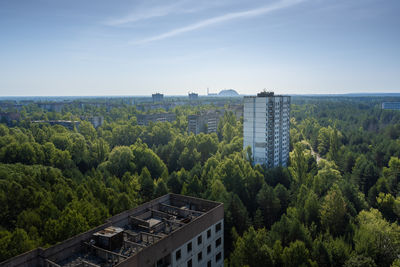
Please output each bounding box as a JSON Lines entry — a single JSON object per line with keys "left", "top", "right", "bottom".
{"left": 244, "top": 92, "right": 290, "bottom": 98}
{"left": 1, "top": 194, "right": 223, "bottom": 267}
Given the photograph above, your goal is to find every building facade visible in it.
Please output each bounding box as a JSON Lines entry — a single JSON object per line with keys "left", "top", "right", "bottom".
{"left": 188, "top": 93, "right": 198, "bottom": 101}
{"left": 0, "top": 112, "right": 21, "bottom": 125}
{"left": 382, "top": 102, "right": 400, "bottom": 110}
{"left": 152, "top": 93, "right": 164, "bottom": 103}
{"left": 137, "top": 113, "right": 176, "bottom": 126}
{"left": 31, "top": 120, "right": 80, "bottom": 130}
{"left": 1, "top": 194, "right": 223, "bottom": 267}
{"left": 170, "top": 218, "right": 223, "bottom": 267}
{"left": 243, "top": 92, "right": 290, "bottom": 167}
{"left": 188, "top": 111, "right": 221, "bottom": 135}
{"left": 37, "top": 102, "right": 65, "bottom": 112}
{"left": 80, "top": 116, "right": 104, "bottom": 128}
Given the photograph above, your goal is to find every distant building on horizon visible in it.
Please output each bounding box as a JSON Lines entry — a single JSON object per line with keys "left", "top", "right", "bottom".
{"left": 152, "top": 93, "right": 164, "bottom": 103}
{"left": 189, "top": 92, "right": 198, "bottom": 100}
{"left": 243, "top": 91, "right": 290, "bottom": 167}
{"left": 382, "top": 102, "right": 400, "bottom": 110}
{"left": 218, "top": 89, "right": 239, "bottom": 97}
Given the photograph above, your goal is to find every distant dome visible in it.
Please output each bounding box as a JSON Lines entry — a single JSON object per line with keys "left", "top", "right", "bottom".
{"left": 218, "top": 89, "right": 239, "bottom": 96}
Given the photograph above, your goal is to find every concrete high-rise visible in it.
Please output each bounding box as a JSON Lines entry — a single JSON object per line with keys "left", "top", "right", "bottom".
{"left": 243, "top": 91, "right": 290, "bottom": 167}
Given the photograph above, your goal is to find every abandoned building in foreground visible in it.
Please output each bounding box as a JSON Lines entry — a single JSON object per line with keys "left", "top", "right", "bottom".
{"left": 1, "top": 194, "right": 224, "bottom": 267}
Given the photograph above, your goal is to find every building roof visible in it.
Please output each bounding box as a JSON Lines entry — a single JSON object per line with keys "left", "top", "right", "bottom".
{"left": 244, "top": 92, "right": 290, "bottom": 98}
{"left": 1, "top": 194, "right": 223, "bottom": 267}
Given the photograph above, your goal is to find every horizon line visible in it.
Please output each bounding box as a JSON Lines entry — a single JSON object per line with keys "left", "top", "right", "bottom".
{"left": 1, "top": 92, "right": 400, "bottom": 98}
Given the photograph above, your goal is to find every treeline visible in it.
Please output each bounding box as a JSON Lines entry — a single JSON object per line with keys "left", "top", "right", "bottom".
{"left": 0, "top": 106, "right": 243, "bottom": 261}
{"left": 0, "top": 97, "right": 400, "bottom": 267}
{"left": 228, "top": 97, "right": 400, "bottom": 267}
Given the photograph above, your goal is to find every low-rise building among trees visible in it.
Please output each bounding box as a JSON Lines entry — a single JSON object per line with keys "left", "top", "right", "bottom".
{"left": 31, "top": 120, "right": 80, "bottom": 130}
{"left": 80, "top": 116, "right": 104, "bottom": 128}
{"left": 0, "top": 112, "right": 20, "bottom": 125}
{"left": 188, "top": 111, "right": 222, "bottom": 135}
{"left": 137, "top": 113, "right": 176, "bottom": 126}
{"left": 382, "top": 102, "right": 400, "bottom": 110}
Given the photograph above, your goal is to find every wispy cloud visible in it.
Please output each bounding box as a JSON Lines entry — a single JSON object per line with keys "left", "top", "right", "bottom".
{"left": 104, "top": 0, "right": 222, "bottom": 26}
{"left": 105, "top": 2, "right": 182, "bottom": 26}
{"left": 130, "top": 0, "right": 305, "bottom": 45}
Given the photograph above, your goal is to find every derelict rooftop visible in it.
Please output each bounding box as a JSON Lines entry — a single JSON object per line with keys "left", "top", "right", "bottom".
{"left": 1, "top": 194, "right": 224, "bottom": 267}
{"left": 244, "top": 91, "right": 287, "bottom": 98}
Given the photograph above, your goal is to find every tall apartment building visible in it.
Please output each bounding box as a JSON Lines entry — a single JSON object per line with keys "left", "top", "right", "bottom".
{"left": 1, "top": 194, "right": 224, "bottom": 267}
{"left": 243, "top": 92, "right": 290, "bottom": 167}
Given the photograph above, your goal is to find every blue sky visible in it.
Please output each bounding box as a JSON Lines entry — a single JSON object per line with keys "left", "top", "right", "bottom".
{"left": 0, "top": 0, "right": 399, "bottom": 96}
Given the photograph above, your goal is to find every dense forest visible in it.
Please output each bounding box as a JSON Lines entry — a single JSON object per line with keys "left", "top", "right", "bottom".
{"left": 1, "top": 96, "right": 400, "bottom": 266}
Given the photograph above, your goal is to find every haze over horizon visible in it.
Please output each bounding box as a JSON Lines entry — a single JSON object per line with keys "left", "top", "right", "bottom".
{"left": 1, "top": 0, "right": 399, "bottom": 96}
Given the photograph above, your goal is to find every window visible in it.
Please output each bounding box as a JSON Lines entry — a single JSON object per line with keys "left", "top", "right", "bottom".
{"left": 187, "top": 259, "right": 192, "bottom": 267}
{"left": 207, "top": 229, "right": 211, "bottom": 239}
{"left": 207, "top": 260, "right": 212, "bottom": 267}
{"left": 216, "top": 237, "right": 222, "bottom": 248}
{"left": 198, "top": 252, "right": 203, "bottom": 262}
{"left": 197, "top": 235, "right": 202, "bottom": 245}
{"left": 216, "top": 222, "right": 221, "bottom": 233}
{"left": 207, "top": 245, "right": 211, "bottom": 254}
{"left": 187, "top": 242, "right": 192, "bottom": 253}
{"left": 176, "top": 250, "right": 181, "bottom": 261}
{"left": 216, "top": 252, "right": 222, "bottom": 262}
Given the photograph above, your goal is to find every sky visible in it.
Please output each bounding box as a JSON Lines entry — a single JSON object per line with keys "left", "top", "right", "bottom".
{"left": 0, "top": 0, "right": 399, "bottom": 96}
